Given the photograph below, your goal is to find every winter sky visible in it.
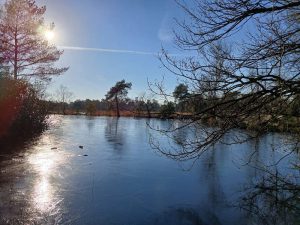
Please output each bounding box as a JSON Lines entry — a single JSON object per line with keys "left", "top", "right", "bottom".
{"left": 36, "top": 0, "right": 185, "bottom": 100}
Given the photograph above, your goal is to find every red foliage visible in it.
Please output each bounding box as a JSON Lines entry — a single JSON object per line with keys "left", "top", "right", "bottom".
{"left": 0, "top": 80, "right": 27, "bottom": 137}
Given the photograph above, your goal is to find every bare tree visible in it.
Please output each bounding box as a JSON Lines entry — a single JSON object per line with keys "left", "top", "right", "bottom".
{"left": 55, "top": 85, "right": 73, "bottom": 115}
{"left": 135, "top": 92, "right": 160, "bottom": 118}
{"left": 0, "top": 0, "right": 68, "bottom": 81}
{"left": 152, "top": 0, "right": 300, "bottom": 161}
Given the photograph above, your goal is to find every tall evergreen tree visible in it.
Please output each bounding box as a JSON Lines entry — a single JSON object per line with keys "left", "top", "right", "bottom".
{"left": 105, "top": 80, "right": 132, "bottom": 117}
{"left": 0, "top": 0, "right": 68, "bottom": 81}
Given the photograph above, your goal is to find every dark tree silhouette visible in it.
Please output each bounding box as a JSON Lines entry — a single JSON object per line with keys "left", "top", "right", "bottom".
{"left": 152, "top": 0, "right": 300, "bottom": 160}
{"left": 173, "top": 83, "right": 189, "bottom": 112}
{"left": 160, "top": 101, "right": 176, "bottom": 119}
{"left": 0, "top": 0, "right": 68, "bottom": 81}
{"left": 105, "top": 80, "right": 132, "bottom": 117}
{"left": 173, "top": 83, "right": 189, "bottom": 102}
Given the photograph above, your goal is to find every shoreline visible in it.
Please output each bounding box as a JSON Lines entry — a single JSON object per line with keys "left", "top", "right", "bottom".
{"left": 49, "top": 111, "right": 300, "bottom": 134}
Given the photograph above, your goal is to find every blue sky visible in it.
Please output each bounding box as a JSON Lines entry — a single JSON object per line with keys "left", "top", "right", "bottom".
{"left": 0, "top": 0, "right": 259, "bottom": 100}
{"left": 36, "top": 0, "right": 185, "bottom": 100}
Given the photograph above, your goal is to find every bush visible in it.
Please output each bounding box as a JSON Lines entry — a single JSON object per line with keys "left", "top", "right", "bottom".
{"left": 86, "top": 101, "right": 97, "bottom": 116}
{"left": 160, "top": 102, "right": 175, "bottom": 118}
{"left": 0, "top": 77, "right": 48, "bottom": 140}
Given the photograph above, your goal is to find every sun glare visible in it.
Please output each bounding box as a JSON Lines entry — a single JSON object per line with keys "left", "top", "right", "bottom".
{"left": 44, "top": 30, "right": 55, "bottom": 41}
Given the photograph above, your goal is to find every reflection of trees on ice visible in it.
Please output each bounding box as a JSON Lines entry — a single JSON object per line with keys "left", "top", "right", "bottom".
{"left": 104, "top": 118, "right": 125, "bottom": 151}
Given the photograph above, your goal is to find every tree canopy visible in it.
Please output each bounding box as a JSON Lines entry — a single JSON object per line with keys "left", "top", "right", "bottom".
{"left": 105, "top": 80, "right": 132, "bottom": 117}
{"left": 173, "top": 83, "right": 189, "bottom": 102}
{"left": 0, "top": 0, "right": 68, "bottom": 81}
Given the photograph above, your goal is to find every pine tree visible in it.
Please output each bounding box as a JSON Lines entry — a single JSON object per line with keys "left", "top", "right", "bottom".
{"left": 0, "top": 0, "right": 68, "bottom": 81}
{"left": 105, "top": 80, "right": 132, "bottom": 117}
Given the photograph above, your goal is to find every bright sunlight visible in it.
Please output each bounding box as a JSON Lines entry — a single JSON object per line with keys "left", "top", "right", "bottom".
{"left": 44, "top": 30, "right": 55, "bottom": 41}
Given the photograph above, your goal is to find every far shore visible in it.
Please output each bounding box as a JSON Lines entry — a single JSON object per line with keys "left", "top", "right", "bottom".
{"left": 50, "top": 110, "right": 157, "bottom": 117}
{"left": 50, "top": 110, "right": 300, "bottom": 134}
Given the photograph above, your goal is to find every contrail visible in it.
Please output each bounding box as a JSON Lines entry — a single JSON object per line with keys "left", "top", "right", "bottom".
{"left": 59, "top": 46, "right": 158, "bottom": 56}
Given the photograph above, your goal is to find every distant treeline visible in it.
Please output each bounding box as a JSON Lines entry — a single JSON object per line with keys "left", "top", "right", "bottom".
{"left": 48, "top": 84, "right": 300, "bottom": 126}
{"left": 48, "top": 98, "right": 170, "bottom": 118}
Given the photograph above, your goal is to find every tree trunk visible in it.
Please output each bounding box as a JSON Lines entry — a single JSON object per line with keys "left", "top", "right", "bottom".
{"left": 13, "top": 32, "right": 18, "bottom": 79}
{"left": 62, "top": 103, "right": 66, "bottom": 115}
{"left": 115, "top": 95, "right": 120, "bottom": 117}
{"left": 146, "top": 104, "right": 151, "bottom": 118}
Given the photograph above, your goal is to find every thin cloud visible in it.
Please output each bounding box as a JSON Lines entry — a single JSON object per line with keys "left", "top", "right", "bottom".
{"left": 158, "top": 28, "right": 173, "bottom": 42}
{"left": 59, "top": 46, "right": 158, "bottom": 56}
{"left": 158, "top": 13, "right": 174, "bottom": 42}
{"left": 59, "top": 45, "right": 186, "bottom": 57}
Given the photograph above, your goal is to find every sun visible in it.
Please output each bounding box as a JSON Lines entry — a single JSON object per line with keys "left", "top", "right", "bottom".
{"left": 44, "top": 30, "right": 55, "bottom": 41}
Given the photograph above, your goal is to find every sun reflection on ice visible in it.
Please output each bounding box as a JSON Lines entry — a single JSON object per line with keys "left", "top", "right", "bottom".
{"left": 33, "top": 176, "right": 51, "bottom": 212}
{"left": 27, "top": 135, "right": 66, "bottom": 213}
